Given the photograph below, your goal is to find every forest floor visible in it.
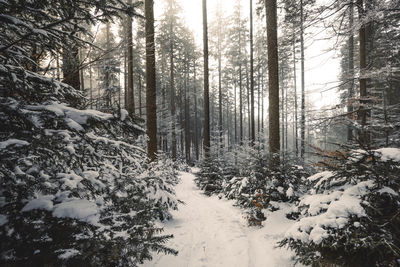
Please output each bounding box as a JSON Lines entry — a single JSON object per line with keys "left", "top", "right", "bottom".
{"left": 141, "top": 170, "right": 302, "bottom": 267}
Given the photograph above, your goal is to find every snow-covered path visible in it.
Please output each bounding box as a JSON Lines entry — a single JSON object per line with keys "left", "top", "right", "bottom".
{"left": 141, "top": 171, "right": 300, "bottom": 267}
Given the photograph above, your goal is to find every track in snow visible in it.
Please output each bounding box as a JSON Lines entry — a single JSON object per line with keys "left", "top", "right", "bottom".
{"left": 141, "top": 170, "right": 300, "bottom": 267}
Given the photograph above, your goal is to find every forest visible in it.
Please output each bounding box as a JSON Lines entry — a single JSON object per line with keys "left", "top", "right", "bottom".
{"left": 0, "top": 0, "right": 399, "bottom": 266}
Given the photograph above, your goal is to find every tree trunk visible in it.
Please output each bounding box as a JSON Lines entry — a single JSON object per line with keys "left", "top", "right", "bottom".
{"left": 293, "top": 24, "right": 298, "bottom": 156}
{"left": 265, "top": 0, "right": 280, "bottom": 166}
{"left": 202, "top": 0, "right": 211, "bottom": 157}
{"left": 234, "top": 72, "right": 237, "bottom": 145}
{"left": 300, "top": 0, "right": 306, "bottom": 159}
{"left": 185, "top": 58, "right": 191, "bottom": 164}
{"left": 139, "top": 73, "right": 142, "bottom": 117}
{"left": 347, "top": 0, "right": 354, "bottom": 142}
{"left": 217, "top": 2, "right": 223, "bottom": 149}
{"left": 194, "top": 59, "right": 199, "bottom": 161}
{"left": 249, "top": 0, "right": 255, "bottom": 144}
{"left": 145, "top": 0, "right": 157, "bottom": 161}
{"left": 62, "top": 43, "right": 80, "bottom": 90}
{"left": 170, "top": 4, "right": 177, "bottom": 161}
{"left": 127, "top": 1, "right": 135, "bottom": 114}
{"left": 357, "top": 0, "right": 369, "bottom": 146}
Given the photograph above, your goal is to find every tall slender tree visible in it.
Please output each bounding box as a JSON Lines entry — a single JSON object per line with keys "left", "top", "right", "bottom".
{"left": 145, "top": 0, "right": 157, "bottom": 161}
{"left": 249, "top": 0, "right": 255, "bottom": 144}
{"left": 203, "top": 0, "right": 211, "bottom": 157}
{"left": 265, "top": 0, "right": 280, "bottom": 166}
{"left": 300, "top": 0, "right": 306, "bottom": 159}
{"left": 126, "top": 0, "right": 135, "bottom": 114}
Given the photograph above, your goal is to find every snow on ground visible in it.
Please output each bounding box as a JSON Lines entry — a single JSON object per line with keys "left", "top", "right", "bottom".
{"left": 141, "top": 170, "right": 301, "bottom": 267}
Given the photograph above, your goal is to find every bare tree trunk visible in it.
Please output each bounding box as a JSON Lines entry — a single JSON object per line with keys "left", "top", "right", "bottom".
{"left": 79, "top": 47, "right": 85, "bottom": 93}
{"left": 347, "top": 0, "right": 354, "bottom": 141}
{"left": 261, "top": 66, "right": 264, "bottom": 133}
{"left": 139, "top": 74, "right": 142, "bottom": 117}
{"left": 280, "top": 65, "right": 285, "bottom": 156}
{"left": 62, "top": 43, "right": 80, "bottom": 90}
{"left": 239, "top": 8, "right": 243, "bottom": 144}
{"left": 185, "top": 58, "right": 191, "bottom": 164}
{"left": 265, "top": 0, "right": 280, "bottom": 166}
{"left": 217, "top": 2, "right": 223, "bottom": 149}
{"left": 127, "top": 7, "right": 135, "bottom": 113}
{"left": 293, "top": 24, "right": 298, "bottom": 156}
{"left": 105, "top": 23, "right": 111, "bottom": 108}
{"left": 145, "top": 0, "right": 157, "bottom": 161}
{"left": 250, "top": 0, "right": 255, "bottom": 144}
{"left": 170, "top": 4, "right": 177, "bottom": 161}
{"left": 357, "top": 0, "right": 369, "bottom": 146}
{"left": 257, "top": 59, "right": 261, "bottom": 136}
{"left": 194, "top": 59, "right": 199, "bottom": 161}
{"left": 203, "top": 0, "right": 211, "bottom": 157}
{"left": 89, "top": 62, "right": 93, "bottom": 109}
{"left": 234, "top": 73, "right": 237, "bottom": 145}
{"left": 246, "top": 62, "right": 250, "bottom": 139}
{"left": 180, "top": 83, "right": 184, "bottom": 156}
{"left": 300, "top": 0, "right": 306, "bottom": 159}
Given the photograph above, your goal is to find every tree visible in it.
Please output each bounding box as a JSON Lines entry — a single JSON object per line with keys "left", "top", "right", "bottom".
{"left": 250, "top": 0, "right": 255, "bottom": 144}
{"left": 145, "top": 0, "right": 157, "bottom": 161}
{"left": 203, "top": 0, "right": 211, "bottom": 157}
{"left": 126, "top": 0, "right": 135, "bottom": 114}
{"left": 300, "top": 0, "right": 306, "bottom": 159}
{"left": 265, "top": 0, "right": 280, "bottom": 166}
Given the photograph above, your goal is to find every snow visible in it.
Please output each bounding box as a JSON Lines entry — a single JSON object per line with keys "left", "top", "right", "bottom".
{"left": 57, "top": 248, "right": 80, "bottom": 259}
{"left": 285, "top": 180, "right": 374, "bottom": 244}
{"left": 53, "top": 199, "right": 99, "bottom": 225}
{"left": 141, "top": 171, "right": 301, "bottom": 267}
{"left": 57, "top": 172, "right": 83, "bottom": 189}
{"left": 65, "top": 118, "right": 84, "bottom": 132}
{"left": 21, "top": 195, "right": 54, "bottom": 212}
{"left": 0, "top": 214, "right": 8, "bottom": 226}
{"left": 307, "top": 171, "right": 333, "bottom": 183}
{"left": 375, "top": 147, "right": 400, "bottom": 162}
{"left": 120, "top": 108, "right": 129, "bottom": 121}
{"left": 0, "top": 139, "right": 29, "bottom": 149}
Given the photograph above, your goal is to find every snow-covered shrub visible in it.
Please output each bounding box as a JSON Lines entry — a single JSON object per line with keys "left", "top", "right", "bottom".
{"left": 195, "top": 154, "right": 225, "bottom": 196}
{"left": 223, "top": 141, "right": 311, "bottom": 206}
{"left": 0, "top": 67, "right": 179, "bottom": 266}
{"left": 281, "top": 148, "right": 400, "bottom": 266}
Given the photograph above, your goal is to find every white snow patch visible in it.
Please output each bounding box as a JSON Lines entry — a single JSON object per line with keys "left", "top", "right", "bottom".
{"left": 285, "top": 180, "right": 374, "bottom": 244}
{"left": 120, "top": 108, "right": 129, "bottom": 121}
{"left": 21, "top": 195, "right": 54, "bottom": 212}
{"left": 0, "top": 139, "right": 29, "bottom": 149}
{"left": 65, "top": 118, "right": 84, "bottom": 132}
{"left": 53, "top": 199, "right": 99, "bottom": 225}
{"left": 375, "top": 147, "right": 400, "bottom": 162}
{"left": 307, "top": 171, "right": 334, "bottom": 183}
{"left": 58, "top": 172, "right": 83, "bottom": 189}
{"left": 0, "top": 214, "right": 8, "bottom": 226}
{"left": 141, "top": 170, "right": 302, "bottom": 267}
{"left": 57, "top": 248, "right": 80, "bottom": 259}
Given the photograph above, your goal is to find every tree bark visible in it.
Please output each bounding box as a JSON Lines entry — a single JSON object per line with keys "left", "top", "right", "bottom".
{"left": 217, "top": 2, "right": 223, "bottom": 149}
{"left": 185, "top": 58, "right": 191, "bottom": 164}
{"left": 145, "top": 0, "right": 157, "bottom": 161}
{"left": 347, "top": 0, "right": 354, "bottom": 142}
{"left": 127, "top": 6, "right": 134, "bottom": 114}
{"left": 170, "top": 1, "right": 177, "bottom": 161}
{"left": 293, "top": 24, "right": 298, "bottom": 156}
{"left": 300, "top": 0, "right": 306, "bottom": 159}
{"left": 357, "top": 0, "right": 369, "bottom": 146}
{"left": 250, "top": 0, "right": 255, "bottom": 144}
{"left": 265, "top": 0, "right": 280, "bottom": 166}
{"left": 193, "top": 59, "right": 199, "bottom": 161}
{"left": 202, "top": 0, "right": 211, "bottom": 157}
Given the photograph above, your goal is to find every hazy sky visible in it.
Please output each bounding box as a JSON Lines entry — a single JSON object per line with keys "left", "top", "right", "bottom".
{"left": 154, "top": 0, "right": 340, "bottom": 110}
